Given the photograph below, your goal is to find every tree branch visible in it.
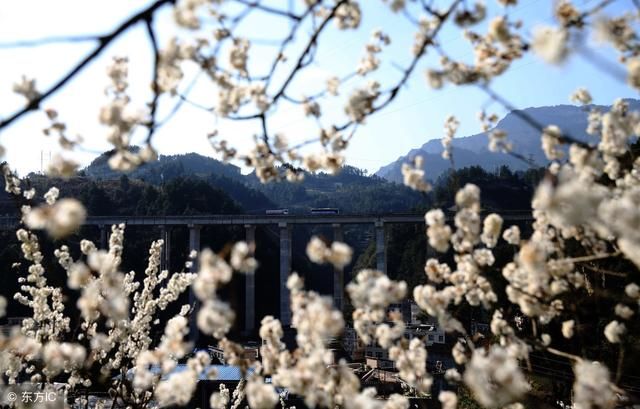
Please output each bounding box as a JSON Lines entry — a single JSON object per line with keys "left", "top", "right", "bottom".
{"left": 144, "top": 17, "right": 161, "bottom": 145}
{"left": 271, "top": 0, "right": 348, "bottom": 102}
{"left": 0, "top": 0, "right": 175, "bottom": 132}
{"left": 263, "top": 3, "right": 319, "bottom": 91}
{"left": 335, "top": 0, "right": 461, "bottom": 133}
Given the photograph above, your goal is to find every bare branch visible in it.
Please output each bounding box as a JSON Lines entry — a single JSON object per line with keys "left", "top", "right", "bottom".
{"left": 568, "top": 251, "right": 622, "bottom": 264}
{"left": 0, "top": 0, "right": 176, "bottom": 132}
{"left": 576, "top": 46, "right": 627, "bottom": 85}
{"left": 177, "top": 93, "right": 214, "bottom": 113}
{"left": 144, "top": 17, "right": 161, "bottom": 145}
{"left": 226, "top": 1, "right": 347, "bottom": 122}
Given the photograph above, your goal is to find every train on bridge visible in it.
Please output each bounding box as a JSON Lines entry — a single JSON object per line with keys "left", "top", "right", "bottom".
{"left": 265, "top": 208, "right": 340, "bottom": 216}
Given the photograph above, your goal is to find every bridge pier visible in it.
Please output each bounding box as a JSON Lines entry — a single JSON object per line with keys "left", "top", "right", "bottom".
{"left": 99, "top": 225, "right": 108, "bottom": 250}
{"left": 279, "top": 222, "right": 292, "bottom": 326}
{"left": 244, "top": 224, "right": 256, "bottom": 334}
{"left": 375, "top": 221, "right": 386, "bottom": 274}
{"left": 332, "top": 223, "right": 344, "bottom": 311}
{"left": 160, "top": 226, "right": 171, "bottom": 271}
{"left": 188, "top": 224, "right": 201, "bottom": 345}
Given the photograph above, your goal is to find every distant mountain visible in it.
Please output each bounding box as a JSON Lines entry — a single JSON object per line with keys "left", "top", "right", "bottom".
{"left": 375, "top": 100, "right": 640, "bottom": 183}
{"left": 81, "top": 151, "right": 274, "bottom": 211}
{"left": 85, "top": 150, "right": 244, "bottom": 183}
{"left": 80, "top": 151, "right": 426, "bottom": 214}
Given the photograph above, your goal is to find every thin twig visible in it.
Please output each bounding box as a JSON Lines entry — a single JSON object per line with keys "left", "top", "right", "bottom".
{"left": 0, "top": 34, "right": 104, "bottom": 48}
{"left": 154, "top": 73, "right": 203, "bottom": 130}
{"left": 178, "top": 93, "right": 214, "bottom": 112}
{"left": 272, "top": 0, "right": 348, "bottom": 102}
{"left": 335, "top": 0, "right": 461, "bottom": 132}
{"left": 232, "top": 0, "right": 302, "bottom": 21}
{"left": 582, "top": 264, "right": 627, "bottom": 278}
{"left": 263, "top": 3, "right": 318, "bottom": 91}
{"left": 546, "top": 347, "right": 581, "bottom": 362}
{"left": 228, "top": 0, "right": 348, "bottom": 121}
{"left": 281, "top": 71, "right": 357, "bottom": 104}
{"left": 567, "top": 251, "right": 621, "bottom": 264}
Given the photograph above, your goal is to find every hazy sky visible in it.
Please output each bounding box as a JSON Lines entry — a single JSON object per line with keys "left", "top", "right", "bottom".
{"left": 0, "top": 0, "right": 637, "bottom": 176}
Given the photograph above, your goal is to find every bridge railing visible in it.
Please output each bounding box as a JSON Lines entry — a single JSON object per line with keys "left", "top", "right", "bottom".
{"left": 0, "top": 210, "right": 534, "bottom": 230}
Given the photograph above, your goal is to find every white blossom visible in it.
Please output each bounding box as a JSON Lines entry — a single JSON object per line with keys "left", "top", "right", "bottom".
{"left": 562, "top": 320, "right": 575, "bottom": 339}
{"left": 573, "top": 361, "right": 616, "bottom": 409}
{"left": 24, "top": 198, "right": 87, "bottom": 239}
{"left": 402, "top": 156, "right": 431, "bottom": 192}
{"left": 531, "top": 26, "right": 569, "bottom": 64}
{"left": 481, "top": 213, "right": 503, "bottom": 248}
{"left": 464, "top": 346, "right": 530, "bottom": 407}
{"left": 439, "top": 391, "right": 458, "bottom": 409}
{"left": 502, "top": 225, "right": 521, "bottom": 245}
{"left": 12, "top": 75, "right": 40, "bottom": 102}
{"left": 571, "top": 87, "right": 592, "bottom": 105}
{"left": 246, "top": 377, "right": 278, "bottom": 409}
{"left": 345, "top": 81, "right": 380, "bottom": 123}
{"left": 603, "top": 320, "right": 625, "bottom": 343}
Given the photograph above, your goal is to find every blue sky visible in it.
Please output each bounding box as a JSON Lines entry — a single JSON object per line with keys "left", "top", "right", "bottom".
{"left": 0, "top": 0, "right": 637, "bottom": 176}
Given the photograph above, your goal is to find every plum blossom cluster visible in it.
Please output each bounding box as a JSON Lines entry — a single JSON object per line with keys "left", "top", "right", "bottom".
{"left": 415, "top": 185, "right": 500, "bottom": 333}
{"left": 22, "top": 187, "right": 86, "bottom": 239}
{"left": 401, "top": 155, "right": 431, "bottom": 192}
{"left": 1, "top": 181, "right": 200, "bottom": 406}
{"left": 306, "top": 236, "right": 353, "bottom": 269}
{"left": 100, "top": 57, "right": 158, "bottom": 172}
{"left": 194, "top": 245, "right": 257, "bottom": 338}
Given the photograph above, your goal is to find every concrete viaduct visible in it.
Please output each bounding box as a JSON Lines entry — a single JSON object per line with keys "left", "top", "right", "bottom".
{"left": 0, "top": 212, "right": 532, "bottom": 334}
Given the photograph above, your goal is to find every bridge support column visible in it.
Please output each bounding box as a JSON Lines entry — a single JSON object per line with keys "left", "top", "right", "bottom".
{"left": 244, "top": 224, "right": 256, "bottom": 334}
{"left": 100, "top": 225, "right": 109, "bottom": 250}
{"left": 188, "top": 225, "right": 201, "bottom": 345}
{"left": 279, "top": 222, "right": 292, "bottom": 326}
{"left": 332, "top": 223, "right": 344, "bottom": 311}
{"left": 160, "top": 226, "right": 171, "bottom": 271}
{"left": 375, "top": 221, "right": 386, "bottom": 274}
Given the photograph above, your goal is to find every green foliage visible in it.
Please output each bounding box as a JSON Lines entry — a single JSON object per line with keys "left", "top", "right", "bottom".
{"left": 432, "top": 166, "right": 544, "bottom": 210}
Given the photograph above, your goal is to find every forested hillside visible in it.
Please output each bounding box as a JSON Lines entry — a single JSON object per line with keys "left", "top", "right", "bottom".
{"left": 80, "top": 152, "right": 427, "bottom": 214}
{"left": 354, "top": 165, "right": 545, "bottom": 290}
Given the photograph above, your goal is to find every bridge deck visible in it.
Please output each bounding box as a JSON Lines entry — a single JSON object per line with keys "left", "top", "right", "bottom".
{"left": 0, "top": 212, "right": 533, "bottom": 229}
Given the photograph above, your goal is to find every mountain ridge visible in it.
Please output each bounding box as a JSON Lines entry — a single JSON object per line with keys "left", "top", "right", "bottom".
{"left": 375, "top": 100, "right": 640, "bottom": 182}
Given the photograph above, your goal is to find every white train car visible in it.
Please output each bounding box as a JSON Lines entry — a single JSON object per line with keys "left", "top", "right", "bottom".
{"left": 310, "top": 208, "right": 339, "bottom": 215}
{"left": 266, "top": 209, "right": 289, "bottom": 215}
